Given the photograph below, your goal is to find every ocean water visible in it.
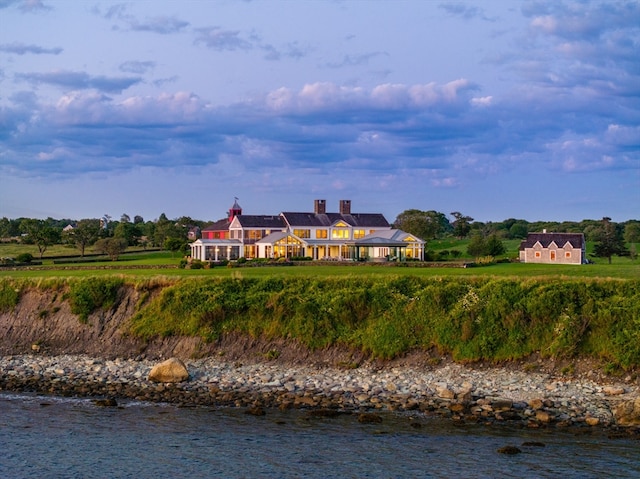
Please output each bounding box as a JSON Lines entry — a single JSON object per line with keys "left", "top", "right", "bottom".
{"left": 1, "top": 392, "right": 638, "bottom": 479}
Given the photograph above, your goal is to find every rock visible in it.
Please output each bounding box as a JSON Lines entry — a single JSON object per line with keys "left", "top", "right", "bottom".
{"left": 434, "top": 383, "right": 455, "bottom": 399}
{"left": 613, "top": 398, "right": 640, "bottom": 426}
{"left": 603, "top": 386, "right": 625, "bottom": 396}
{"left": 358, "top": 413, "right": 383, "bottom": 424}
{"left": 93, "top": 398, "right": 118, "bottom": 407}
{"left": 528, "top": 398, "right": 544, "bottom": 410}
{"left": 535, "top": 410, "right": 552, "bottom": 423}
{"left": 245, "top": 406, "right": 266, "bottom": 416}
{"left": 491, "top": 399, "right": 513, "bottom": 412}
{"left": 522, "top": 441, "right": 545, "bottom": 447}
{"left": 148, "top": 358, "right": 189, "bottom": 383}
{"left": 497, "top": 446, "right": 521, "bottom": 454}
{"left": 585, "top": 416, "right": 600, "bottom": 426}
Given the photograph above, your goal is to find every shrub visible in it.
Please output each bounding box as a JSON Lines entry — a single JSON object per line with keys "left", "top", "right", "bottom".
{"left": 0, "top": 280, "right": 20, "bottom": 312}
{"left": 68, "top": 277, "right": 124, "bottom": 322}
{"left": 16, "top": 253, "right": 34, "bottom": 264}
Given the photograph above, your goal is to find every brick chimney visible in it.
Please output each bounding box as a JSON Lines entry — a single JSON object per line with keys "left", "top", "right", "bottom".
{"left": 339, "top": 199, "right": 351, "bottom": 215}
{"left": 314, "top": 199, "right": 326, "bottom": 215}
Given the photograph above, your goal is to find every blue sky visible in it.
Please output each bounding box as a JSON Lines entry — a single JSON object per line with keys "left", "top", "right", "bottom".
{"left": 1, "top": 0, "right": 638, "bottom": 223}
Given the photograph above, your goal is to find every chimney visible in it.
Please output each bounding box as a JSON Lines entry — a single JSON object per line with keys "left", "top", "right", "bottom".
{"left": 339, "top": 199, "right": 351, "bottom": 215}
{"left": 314, "top": 199, "right": 326, "bottom": 215}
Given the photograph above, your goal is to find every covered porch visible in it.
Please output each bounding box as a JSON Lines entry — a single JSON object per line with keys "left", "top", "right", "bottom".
{"left": 190, "top": 239, "right": 243, "bottom": 261}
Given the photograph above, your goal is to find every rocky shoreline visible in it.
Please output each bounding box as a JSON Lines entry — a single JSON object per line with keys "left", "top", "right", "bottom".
{"left": 1, "top": 354, "right": 639, "bottom": 434}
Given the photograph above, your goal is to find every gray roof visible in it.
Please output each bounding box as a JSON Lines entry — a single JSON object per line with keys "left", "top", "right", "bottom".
{"left": 356, "top": 229, "right": 425, "bottom": 246}
{"left": 202, "top": 218, "right": 231, "bottom": 232}
{"left": 281, "top": 212, "right": 390, "bottom": 228}
{"left": 234, "top": 215, "right": 287, "bottom": 229}
{"left": 519, "top": 232, "right": 584, "bottom": 250}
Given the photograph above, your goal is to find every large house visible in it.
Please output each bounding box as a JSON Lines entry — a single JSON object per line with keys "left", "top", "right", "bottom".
{"left": 519, "top": 231, "right": 586, "bottom": 264}
{"left": 190, "top": 199, "right": 425, "bottom": 262}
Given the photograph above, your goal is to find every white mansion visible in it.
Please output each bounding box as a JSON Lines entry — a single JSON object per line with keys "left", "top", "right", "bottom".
{"left": 190, "top": 199, "right": 425, "bottom": 262}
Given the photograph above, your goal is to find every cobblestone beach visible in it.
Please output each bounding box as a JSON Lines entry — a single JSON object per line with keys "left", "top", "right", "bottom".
{"left": 1, "top": 354, "right": 639, "bottom": 432}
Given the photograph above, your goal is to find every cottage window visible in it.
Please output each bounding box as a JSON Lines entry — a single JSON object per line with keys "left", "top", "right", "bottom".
{"left": 565, "top": 251, "right": 571, "bottom": 258}
{"left": 353, "top": 229, "right": 365, "bottom": 239}
{"left": 550, "top": 251, "right": 556, "bottom": 261}
{"left": 535, "top": 251, "right": 541, "bottom": 258}
{"left": 316, "top": 229, "right": 328, "bottom": 239}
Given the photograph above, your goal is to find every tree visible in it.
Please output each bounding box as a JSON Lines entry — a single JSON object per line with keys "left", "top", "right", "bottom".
{"left": 94, "top": 237, "right": 128, "bottom": 261}
{"left": 593, "top": 217, "right": 627, "bottom": 264}
{"left": 467, "top": 233, "right": 487, "bottom": 257}
{"left": 20, "top": 219, "right": 61, "bottom": 259}
{"left": 508, "top": 221, "right": 528, "bottom": 239}
{"left": 394, "top": 209, "right": 449, "bottom": 240}
{"left": 164, "top": 237, "right": 186, "bottom": 257}
{"left": 485, "top": 234, "right": 506, "bottom": 256}
{"left": 114, "top": 221, "right": 142, "bottom": 246}
{"left": 450, "top": 212, "right": 473, "bottom": 239}
{"left": 624, "top": 221, "right": 640, "bottom": 244}
{"left": 67, "top": 219, "right": 101, "bottom": 257}
{"left": 466, "top": 233, "right": 505, "bottom": 258}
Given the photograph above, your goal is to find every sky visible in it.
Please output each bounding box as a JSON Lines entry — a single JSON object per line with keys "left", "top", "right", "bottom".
{"left": 1, "top": 0, "right": 638, "bottom": 224}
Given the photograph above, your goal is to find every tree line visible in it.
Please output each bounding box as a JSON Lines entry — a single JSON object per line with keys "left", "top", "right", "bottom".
{"left": 392, "top": 210, "right": 639, "bottom": 262}
{"left": 0, "top": 213, "right": 206, "bottom": 260}
{"left": 1, "top": 211, "right": 638, "bottom": 263}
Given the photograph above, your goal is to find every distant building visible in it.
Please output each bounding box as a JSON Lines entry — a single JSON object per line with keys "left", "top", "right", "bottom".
{"left": 190, "top": 199, "right": 425, "bottom": 262}
{"left": 519, "top": 231, "right": 586, "bottom": 264}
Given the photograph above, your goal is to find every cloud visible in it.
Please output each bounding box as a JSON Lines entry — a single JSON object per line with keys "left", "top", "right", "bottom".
{"left": 129, "top": 15, "right": 190, "bottom": 34}
{"left": 15, "top": 70, "right": 142, "bottom": 93}
{"left": 119, "top": 60, "right": 156, "bottom": 74}
{"left": 0, "top": 0, "right": 51, "bottom": 12}
{"left": 0, "top": 42, "right": 62, "bottom": 55}
{"left": 94, "top": 4, "right": 188, "bottom": 35}
{"left": 326, "top": 52, "right": 388, "bottom": 69}
{"left": 194, "top": 27, "right": 253, "bottom": 51}
{"left": 438, "top": 3, "right": 494, "bottom": 21}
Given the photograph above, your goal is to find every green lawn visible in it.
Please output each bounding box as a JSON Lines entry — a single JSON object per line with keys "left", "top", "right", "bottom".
{"left": 1, "top": 261, "right": 638, "bottom": 280}
{"left": 2, "top": 241, "right": 638, "bottom": 280}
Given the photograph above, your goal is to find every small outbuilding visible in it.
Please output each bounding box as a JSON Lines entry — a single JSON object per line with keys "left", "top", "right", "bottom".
{"left": 519, "top": 231, "right": 586, "bottom": 264}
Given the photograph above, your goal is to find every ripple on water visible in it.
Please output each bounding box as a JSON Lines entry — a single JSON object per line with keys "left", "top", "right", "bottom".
{"left": 1, "top": 392, "right": 638, "bottom": 479}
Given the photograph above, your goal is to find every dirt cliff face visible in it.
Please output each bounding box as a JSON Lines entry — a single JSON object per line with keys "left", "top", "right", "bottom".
{"left": 0, "top": 286, "right": 366, "bottom": 365}
{"left": 0, "top": 286, "right": 636, "bottom": 384}
{"left": 0, "top": 286, "right": 144, "bottom": 358}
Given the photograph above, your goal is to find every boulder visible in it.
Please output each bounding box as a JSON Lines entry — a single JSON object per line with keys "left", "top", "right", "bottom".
{"left": 148, "top": 358, "right": 189, "bottom": 383}
{"left": 613, "top": 398, "right": 640, "bottom": 427}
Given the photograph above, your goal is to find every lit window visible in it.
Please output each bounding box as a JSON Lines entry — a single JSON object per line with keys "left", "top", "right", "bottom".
{"left": 332, "top": 229, "right": 349, "bottom": 239}
{"left": 535, "top": 251, "right": 541, "bottom": 258}
{"left": 353, "top": 229, "right": 365, "bottom": 239}
{"left": 316, "top": 229, "right": 328, "bottom": 239}
{"left": 565, "top": 252, "right": 571, "bottom": 258}
{"left": 293, "top": 229, "right": 310, "bottom": 238}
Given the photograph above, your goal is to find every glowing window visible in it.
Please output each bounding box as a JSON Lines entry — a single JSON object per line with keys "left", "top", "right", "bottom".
{"left": 332, "top": 229, "right": 349, "bottom": 239}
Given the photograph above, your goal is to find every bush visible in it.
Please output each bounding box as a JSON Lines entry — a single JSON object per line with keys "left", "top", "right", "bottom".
{"left": 16, "top": 253, "right": 34, "bottom": 263}
{"left": 68, "top": 277, "right": 124, "bottom": 322}
{"left": 0, "top": 280, "right": 20, "bottom": 312}
{"left": 124, "top": 276, "right": 640, "bottom": 367}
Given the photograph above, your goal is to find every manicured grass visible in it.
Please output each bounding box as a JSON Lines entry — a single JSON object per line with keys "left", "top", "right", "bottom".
{"left": 1, "top": 262, "right": 638, "bottom": 280}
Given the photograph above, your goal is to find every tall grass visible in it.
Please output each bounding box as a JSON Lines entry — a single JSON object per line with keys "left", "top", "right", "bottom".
{"left": 128, "top": 276, "right": 640, "bottom": 368}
